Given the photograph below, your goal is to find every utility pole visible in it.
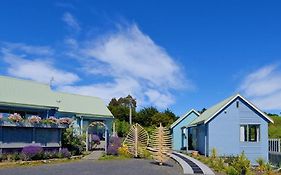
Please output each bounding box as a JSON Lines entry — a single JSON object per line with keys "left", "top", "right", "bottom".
{"left": 129, "top": 98, "right": 132, "bottom": 125}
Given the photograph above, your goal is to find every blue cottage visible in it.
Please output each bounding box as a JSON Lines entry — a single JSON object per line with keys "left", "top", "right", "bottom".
{"left": 187, "top": 94, "right": 273, "bottom": 163}
{"left": 170, "top": 109, "right": 199, "bottom": 151}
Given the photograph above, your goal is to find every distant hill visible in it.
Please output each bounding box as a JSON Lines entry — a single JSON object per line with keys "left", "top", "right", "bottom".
{"left": 268, "top": 114, "right": 281, "bottom": 138}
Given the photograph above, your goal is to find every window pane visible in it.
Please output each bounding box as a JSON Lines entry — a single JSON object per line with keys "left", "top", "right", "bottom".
{"left": 240, "top": 125, "right": 247, "bottom": 142}
{"left": 249, "top": 125, "right": 260, "bottom": 142}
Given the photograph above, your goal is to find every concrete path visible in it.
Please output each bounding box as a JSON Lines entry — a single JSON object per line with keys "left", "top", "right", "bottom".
{"left": 170, "top": 151, "right": 215, "bottom": 175}
{"left": 83, "top": 150, "right": 104, "bottom": 160}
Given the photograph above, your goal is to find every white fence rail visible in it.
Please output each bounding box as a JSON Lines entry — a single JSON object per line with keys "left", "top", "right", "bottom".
{"left": 269, "top": 138, "right": 281, "bottom": 153}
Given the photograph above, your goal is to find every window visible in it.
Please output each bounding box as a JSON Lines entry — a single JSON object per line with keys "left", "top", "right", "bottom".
{"left": 240, "top": 124, "right": 260, "bottom": 142}
{"left": 236, "top": 101, "right": 239, "bottom": 108}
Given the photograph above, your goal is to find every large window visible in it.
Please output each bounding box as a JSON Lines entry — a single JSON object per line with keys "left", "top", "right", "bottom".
{"left": 240, "top": 124, "right": 260, "bottom": 142}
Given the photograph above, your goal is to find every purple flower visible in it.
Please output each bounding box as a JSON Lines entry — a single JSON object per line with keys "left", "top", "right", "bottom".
{"left": 107, "top": 136, "right": 121, "bottom": 155}
{"left": 22, "top": 145, "right": 43, "bottom": 160}
{"left": 92, "top": 134, "right": 100, "bottom": 145}
{"left": 59, "top": 148, "right": 71, "bottom": 158}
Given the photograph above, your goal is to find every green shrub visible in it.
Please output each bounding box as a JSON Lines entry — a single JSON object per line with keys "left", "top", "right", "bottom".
{"left": 62, "top": 127, "right": 85, "bottom": 155}
{"left": 265, "top": 163, "right": 274, "bottom": 175}
{"left": 10, "top": 153, "right": 21, "bottom": 161}
{"left": 256, "top": 157, "right": 266, "bottom": 171}
{"left": 230, "top": 152, "right": 252, "bottom": 175}
{"left": 226, "top": 166, "right": 239, "bottom": 175}
{"left": 210, "top": 148, "right": 217, "bottom": 160}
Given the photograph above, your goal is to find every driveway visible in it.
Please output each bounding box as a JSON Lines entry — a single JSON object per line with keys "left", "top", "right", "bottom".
{"left": 0, "top": 159, "right": 182, "bottom": 175}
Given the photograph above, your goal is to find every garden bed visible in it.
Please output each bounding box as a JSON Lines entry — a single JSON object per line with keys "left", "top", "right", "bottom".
{"left": 0, "top": 156, "right": 81, "bottom": 169}
{"left": 188, "top": 149, "right": 280, "bottom": 175}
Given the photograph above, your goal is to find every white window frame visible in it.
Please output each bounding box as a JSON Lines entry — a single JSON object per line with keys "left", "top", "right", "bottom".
{"left": 240, "top": 124, "right": 260, "bottom": 142}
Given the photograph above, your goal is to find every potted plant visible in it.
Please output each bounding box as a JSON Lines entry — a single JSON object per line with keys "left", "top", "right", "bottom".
{"left": 8, "top": 113, "right": 23, "bottom": 123}
{"left": 28, "top": 115, "right": 42, "bottom": 126}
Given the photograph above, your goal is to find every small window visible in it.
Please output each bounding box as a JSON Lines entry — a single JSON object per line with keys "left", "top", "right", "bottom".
{"left": 240, "top": 124, "right": 260, "bottom": 142}
{"left": 236, "top": 101, "right": 239, "bottom": 108}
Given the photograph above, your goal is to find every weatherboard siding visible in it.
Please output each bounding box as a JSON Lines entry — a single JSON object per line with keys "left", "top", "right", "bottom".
{"left": 208, "top": 98, "right": 269, "bottom": 163}
{"left": 195, "top": 124, "right": 207, "bottom": 155}
{"left": 172, "top": 112, "right": 198, "bottom": 150}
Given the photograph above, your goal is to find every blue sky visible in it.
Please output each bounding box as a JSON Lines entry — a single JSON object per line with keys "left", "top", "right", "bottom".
{"left": 0, "top": 0, "right": 281, "bottom": 116}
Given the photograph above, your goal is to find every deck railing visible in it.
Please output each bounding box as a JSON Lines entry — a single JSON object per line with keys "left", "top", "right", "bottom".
{"left": 269, "top": 138, "right": 281, "bottom": 153}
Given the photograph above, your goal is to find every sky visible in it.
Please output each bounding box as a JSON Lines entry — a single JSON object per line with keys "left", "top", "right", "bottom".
{"left": 0, "top": 0, "right": 281, "bottom": 116}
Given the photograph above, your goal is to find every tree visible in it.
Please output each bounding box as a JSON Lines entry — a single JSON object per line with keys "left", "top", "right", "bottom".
{"left": 108, "top": 95, "right": 137, "bottom": 122}
{"left": 151, "top": 113, "right": 174, "bottom": 127}
{"left": 135, "top": 107, "right": 159, "bottom": 127}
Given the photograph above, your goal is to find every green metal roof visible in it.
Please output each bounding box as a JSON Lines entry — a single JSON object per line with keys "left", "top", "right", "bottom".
{"left": 189, "top": 94, "right": 273, "bottom": 126}
{"left": 189, "top": 94, "right": 237, "bottom": 126}
{"left": 0, "top": 76, "right": 56, "bottom": 108}
{"left": 0, "top": 76, "right": 113, "bottom": 117}
{"left": 55, "top": 92, "right": 113, "bottom": 117}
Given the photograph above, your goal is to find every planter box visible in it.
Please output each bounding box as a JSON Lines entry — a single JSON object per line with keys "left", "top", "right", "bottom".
{"left": 0, "top": 120, "right": 67, "bottom": 128}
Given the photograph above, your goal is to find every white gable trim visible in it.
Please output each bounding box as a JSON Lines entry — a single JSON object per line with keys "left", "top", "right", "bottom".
{"left": 170, "top": 109, "right": 200, "bottom": 129}
{"left": 204, "top": 94, "right": 274, "bottom": 124}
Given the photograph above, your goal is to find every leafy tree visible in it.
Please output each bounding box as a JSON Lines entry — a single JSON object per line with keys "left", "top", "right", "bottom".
{"left": 135, "top": 107, "right": 159, "bottom": 127}
{"left": 115, "top": 119, "right": 130, "bottom": 137}
{"left": 108, "top": 95, "right": 137, "bottom": 122}
{"left": 151, "top": 113, "right": 174, "bottom": 127}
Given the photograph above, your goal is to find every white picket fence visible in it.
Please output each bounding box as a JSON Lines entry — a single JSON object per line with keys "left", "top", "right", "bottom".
{"left": 269, "top": 138, "right": 281, "bottom": 153}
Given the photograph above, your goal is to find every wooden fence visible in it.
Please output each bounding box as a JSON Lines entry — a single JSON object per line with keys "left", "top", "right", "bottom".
{"left": 269, "top": 138, "right": 281, "bottom": 166}
{"left": 269, "top": 138, "right": 281, "bottom": 153}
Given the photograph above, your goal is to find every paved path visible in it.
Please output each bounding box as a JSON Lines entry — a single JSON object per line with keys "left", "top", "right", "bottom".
{"left": 0, "top": 159, "right": 182, "bottom": 175}
{"left": 171, "top": 152, "right": 215, "bottom": 175}
{"left": 83, "top": 150, "right": 104, "bottom": 160}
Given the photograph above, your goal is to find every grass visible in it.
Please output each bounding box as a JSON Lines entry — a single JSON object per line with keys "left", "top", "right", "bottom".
{"left": 98, "top": 154, "right": 131, "bottom": 161}
{"left": 0, "top": 157, "right": 80, "bottom": 169}
{"left": 269, "top": 115, "right": 281, "bottom": 138}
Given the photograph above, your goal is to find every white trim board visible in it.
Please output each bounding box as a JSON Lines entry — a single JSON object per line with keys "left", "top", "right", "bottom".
{"left": 204, "top": 94, "right": 274, "bottom": 124}
{"left": 170, "top": 109, "right": 200, "bottom": 129}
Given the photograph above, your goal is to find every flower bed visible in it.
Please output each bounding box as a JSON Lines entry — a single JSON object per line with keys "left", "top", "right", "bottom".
{"left": 189, "top": 149, "right": 279, "bottom": 175}
{"left": 0, "top": 145, "right": 72, "bottom": 162}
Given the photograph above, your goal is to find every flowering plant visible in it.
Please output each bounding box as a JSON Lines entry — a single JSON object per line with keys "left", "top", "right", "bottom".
{"left": 47, "top": 116, "right": 58, "bottom": 124}
{"left": 21, "top": 145, "right": 43, "bottom": 160}
{"left": 59, "top": 148, "right": 71, "bottom": 158}
{"left": 59, "top": 117, "right": 72, "bottom": 125}
{"left": 107, "top": 136, "right": 121, "bottom": 155}
{"left": 8, "top": 113, "right": 23, "bottom": 122}
{"left": 28, "top": 115, "right": 42, "bottom": 124}
{"left": 91, "top": 134, "right": 100, "bottom": 149}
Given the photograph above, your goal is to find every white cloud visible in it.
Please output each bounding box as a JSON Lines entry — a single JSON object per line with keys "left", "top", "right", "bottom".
{"left": 239, "top": 64, "right": 281, "bottom": 110}
{"left": 63, "top": 24, "right": 190, "bottom": 108}
{"left": 2, "top": 42, "right": 53, "bottom": 55}
{"left": 1, "top": 47, "right": 79, "bottom": 86}
{"left": 0, "top": 22, "right": 190, "bottom": 109}
{"left": 62, "top": 12, "right": 80, "bottom": 32}
{"left": 144, "top": 89, "right": 175, "bottom": 109}
{"left": 58, "top": 77, "right": 141, "bottom": 101}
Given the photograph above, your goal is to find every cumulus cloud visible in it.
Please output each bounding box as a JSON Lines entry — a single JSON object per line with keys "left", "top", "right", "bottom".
{"left": 239, "top": 64, "right": 281, "bottom": 110}
{"left": 62, "top": 12, "right": 80, "bottom": 32}
{"left": 0, "top": 19, "right": 190, "bottom": 109}
{"left": 1, "top": 45, "right": 79, "bottom": 86}
{"left": 63, "top": 24, "right": 189, "bottom": 108}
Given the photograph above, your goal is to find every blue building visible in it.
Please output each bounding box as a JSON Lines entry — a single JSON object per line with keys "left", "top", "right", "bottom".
{"left": 187, "top": 94, "right": 273, "bottom": 163}
{"left": 0, "top": 76, "right": 114, "bottom": 153}
{"left": 170, "top": 109, "right": 199, "bottom": 151}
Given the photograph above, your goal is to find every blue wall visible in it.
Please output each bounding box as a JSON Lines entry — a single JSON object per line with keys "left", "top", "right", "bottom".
{"left": 195, "top": 124, "right": 207, "bottom": 155}
{"left": 207, "top": 97, "right": 269, "bottom": 163}
{"left": 172, "top": 111, "right": 198, "bottom": 150}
